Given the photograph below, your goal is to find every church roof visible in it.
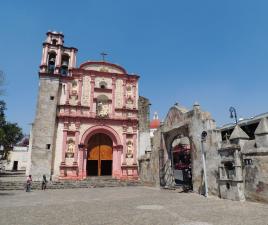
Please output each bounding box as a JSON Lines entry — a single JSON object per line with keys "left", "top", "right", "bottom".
{"left": 254, "top": 117, "right": 268, "bottom": 135}
{"left": 230, "top": 125, "right": 249, "bottom": 140}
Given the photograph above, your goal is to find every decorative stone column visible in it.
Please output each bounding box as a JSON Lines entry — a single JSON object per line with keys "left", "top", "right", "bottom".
{"left": 89, "top": 76, "right": 95, "bottom": 114}
{"left": 78, "top": 145, "right": 85, "bottom": 179}
{"left": 55, "top": 47, "right": 62, "bottom": 74}
{"left": 74, "top": 122, "right": 80, "bottom": 165}
{"left": 123, "top": 78, "right": 126, "bottom": 108}
{"left": 83, "top": 148, "right": 87, "bottom": 178}
{"left": 111, "top": 76, "right": 116, "bottom": 116}
{"left": 132, "top": 83, "right": 137, "bottom": 109}
{"left": 112, "top": 145, "right": 122, "bottom": 179}
{"left": 77, "top": 78, "right": 82, "bottom": 105}
{"left": 42, "top": 45, "right": 48, "bottom": 66}
{"left": 70, "top": 49, "right": 75, "bottom": 69}
{"left": 132, "top": 126, "right": 137, "bottom": 165}
{"left": 66, "top": 82, "right": 71, "bottom": 105}
{"left": 122, "top": 125, "right": 127, "bottom": 165}
{"left": 61, "top": 122, "right": 68, "bottom": 164}
{"left": 60, "top": 122, "right": 68, "bottom": 177}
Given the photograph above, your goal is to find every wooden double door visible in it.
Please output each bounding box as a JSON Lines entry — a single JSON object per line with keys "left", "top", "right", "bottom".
{"left": 87, "top": 133, "right": 113, "bottom": 176}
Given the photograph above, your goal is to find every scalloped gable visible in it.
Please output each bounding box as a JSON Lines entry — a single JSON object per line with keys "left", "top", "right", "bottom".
{"left": 79, "top": 61, "right": 126, "bottom": 74}
{"left": 254, "top": 117, "right": 268, "bottom": 135}
{"left": 230, "top": 125, "right": 249, "bottom": 140}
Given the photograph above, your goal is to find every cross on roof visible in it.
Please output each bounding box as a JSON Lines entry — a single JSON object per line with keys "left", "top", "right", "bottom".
{"left": 100, "top": 52, "right": 108, "bottom": 61}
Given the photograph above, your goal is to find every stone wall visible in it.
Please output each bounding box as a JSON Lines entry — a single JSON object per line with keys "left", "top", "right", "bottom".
{"left": 138, "top": 96, "right": 151, "bottom": 158}
{"left": 203, "top": 130, "right": 221, "bottom": 196}
{"left": 139, "top": 129, "right": 161, "bottom": 186}
{"left": 138, "top": 96, "right": 150, "bottom": 132}
{"left": 243, "top": 155, "right": 268, "bottom": 203}
{"left": 241, "top": 118, "right": 268, "bottom": 203}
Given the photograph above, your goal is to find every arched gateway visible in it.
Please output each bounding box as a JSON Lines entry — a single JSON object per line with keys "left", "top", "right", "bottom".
{"left": 79, "top": 125, "right": 123, "bottom": 179}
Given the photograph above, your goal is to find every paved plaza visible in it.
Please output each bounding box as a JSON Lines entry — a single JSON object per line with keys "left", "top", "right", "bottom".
{"left": 0, "top": 186, "right": 267, "bottom": 225}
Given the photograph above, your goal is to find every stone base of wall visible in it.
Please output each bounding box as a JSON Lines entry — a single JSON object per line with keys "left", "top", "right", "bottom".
{"left": 121, "top": 165, "right": 139, "bottom": 180}
{"left": 138, "top": 150, "right": 160, "bottom": 186}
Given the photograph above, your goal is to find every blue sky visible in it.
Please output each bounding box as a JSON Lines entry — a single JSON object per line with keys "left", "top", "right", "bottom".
{"left": 0, "top": 0, "right": 268, "bottom": 133}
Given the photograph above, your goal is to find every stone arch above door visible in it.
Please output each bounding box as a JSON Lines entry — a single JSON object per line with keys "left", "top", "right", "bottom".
{"left": 80, "top": 125, "right": 122, "bottom": 148}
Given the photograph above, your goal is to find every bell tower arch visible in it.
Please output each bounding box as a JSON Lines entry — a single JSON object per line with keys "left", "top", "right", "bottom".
{"left": 40, "top": 31, "right": 77, "bottom": 75}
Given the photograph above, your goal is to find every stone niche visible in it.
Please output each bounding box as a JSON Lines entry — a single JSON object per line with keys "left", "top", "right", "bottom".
{"left": 218, "top": 125, "right": 249, "bottom": 201}
{"left": 218, "top": 144, "right": 245, "bottom": 201}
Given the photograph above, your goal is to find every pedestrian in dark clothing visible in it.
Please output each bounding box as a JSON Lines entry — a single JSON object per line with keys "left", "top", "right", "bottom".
{"left": 26, "top": 175, "right": 32, "bottom": 192}
{"left": 41, "top": 175, "right": 47, "bottom": 190}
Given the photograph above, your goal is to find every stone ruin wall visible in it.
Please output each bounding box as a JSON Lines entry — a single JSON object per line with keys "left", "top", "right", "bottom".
{"left": 138, "top": 103, "right": 221, "bottom": 196}
{"left": 138, "top": 129, "right": 161, "bottom": 186}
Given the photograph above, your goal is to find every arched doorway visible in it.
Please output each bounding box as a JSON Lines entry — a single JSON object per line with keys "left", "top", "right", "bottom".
{"left": 171, "top": 136, "right": 192, "bottom": 190}
{"left": 87, "top": 133, "right": 113, "bottom": 176}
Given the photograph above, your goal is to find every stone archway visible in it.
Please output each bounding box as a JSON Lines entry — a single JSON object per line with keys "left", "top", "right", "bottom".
{"left": 79, "top": 125, "right": 123, "bottom": 179}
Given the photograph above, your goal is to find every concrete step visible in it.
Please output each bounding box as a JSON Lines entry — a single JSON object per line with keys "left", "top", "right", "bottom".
{"left": 0, "top": 177, "right": 143, "bottom": 190}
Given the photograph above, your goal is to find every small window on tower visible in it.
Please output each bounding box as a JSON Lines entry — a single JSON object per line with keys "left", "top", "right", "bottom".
{"left": 46, "top": 144, "right": 51, "bottom": 150}
{"left": 50, "top": 96, "right": 54, "bottom": 100}
{"left": 52, "top": 39, "right": 57, "bottom": 45}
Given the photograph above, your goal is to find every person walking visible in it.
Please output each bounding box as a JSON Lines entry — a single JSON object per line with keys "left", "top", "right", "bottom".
{"left": 41, "top": 174, "right": 47, "bottom": 190}
{"left": 26, "top": 175, "right": 32, "bottom": 192}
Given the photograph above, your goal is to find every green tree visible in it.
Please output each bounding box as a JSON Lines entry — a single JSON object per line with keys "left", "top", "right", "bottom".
{"left": 0, "top": 100, "right": 6, "bottom": 126}
{"left": 0, "top": 101, "right": 23, "bottom": 159}
{"left": 1, "top": 122, "right": 23, "bottom": 159}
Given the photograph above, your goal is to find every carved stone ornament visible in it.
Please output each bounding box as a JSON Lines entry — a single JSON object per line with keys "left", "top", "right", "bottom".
{"left": 97, "top": 102, "right": 109, "bottom": 118}
{"left": 126, "top": 141, "right": 133, "bottom": 158}
{"left": 66, "top": 139, "right": 75, "bottom": 158}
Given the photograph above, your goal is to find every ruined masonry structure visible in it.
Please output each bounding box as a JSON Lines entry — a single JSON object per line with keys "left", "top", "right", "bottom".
{"left": 139, "top": 102, "right": 268, "bottom": 203}
{"left": 30, "top": 32, "right": 141, "bottom": 180}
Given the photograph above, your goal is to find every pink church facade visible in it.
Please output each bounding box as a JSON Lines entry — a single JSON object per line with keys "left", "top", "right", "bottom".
{"left": 31, "top": 32, "right": 139, "bottom": 180}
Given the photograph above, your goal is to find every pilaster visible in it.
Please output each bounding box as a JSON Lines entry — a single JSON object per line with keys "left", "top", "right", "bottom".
{"left": 123, "top": 78, "right": 126, "bottom": 108}
{"left": 74, "top": 122, "right": 80, "bottom": 164}
{"left": 66, "top": 82, "right": 71, "bottom": 104}
{"left": 112, "top": 76, "right": 116, "bottom": 116}
{"left": 132, "top": 126, "right": 137, "bottom": 165}
{"left": 90, "top": 76, "right": 95, "bottom": 113}
{"left": 77, "top": 78, "right": 82, "bottom": 105}
{"left": 122, "top": 125, "right": 127, "bottom": 165}
{"left": 61, "top": 122, "right": 69, "bottom": 165}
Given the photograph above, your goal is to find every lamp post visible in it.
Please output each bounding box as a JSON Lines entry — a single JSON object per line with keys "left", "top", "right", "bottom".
{"left": 201, "top": 131, "right": 208, "bottom": 197}
{"left": 229, "top": 106, "right": 238, "bottom": 125}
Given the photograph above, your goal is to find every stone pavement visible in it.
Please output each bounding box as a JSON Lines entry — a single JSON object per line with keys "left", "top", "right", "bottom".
{"left": 0, "top": 186, "right": 267, "bottom": 225}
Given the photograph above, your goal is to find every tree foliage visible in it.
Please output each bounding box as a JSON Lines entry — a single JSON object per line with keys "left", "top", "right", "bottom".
{"left": 0, "top": 101, "right": 23, "bottom": 159}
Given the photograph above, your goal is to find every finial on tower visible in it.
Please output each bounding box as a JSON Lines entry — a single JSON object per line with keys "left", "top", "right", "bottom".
{"left": 153, "top": 112, "right": 159, "bottom": 120}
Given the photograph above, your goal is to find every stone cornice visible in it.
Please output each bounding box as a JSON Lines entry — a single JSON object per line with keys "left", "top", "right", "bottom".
{"left": 57, "top": 113, "right": 139, "bottom": 124}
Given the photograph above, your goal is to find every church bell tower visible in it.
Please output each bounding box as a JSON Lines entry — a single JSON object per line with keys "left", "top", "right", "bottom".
{"left": 29, "top": 31, "right": 77, "bottom": 180}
